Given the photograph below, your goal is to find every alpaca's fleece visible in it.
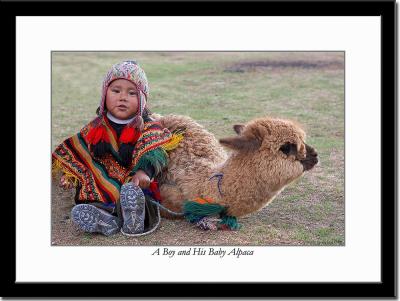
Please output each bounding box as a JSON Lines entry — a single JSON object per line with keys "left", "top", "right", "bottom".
{"left": 155, "top": 115, "right": 317, "bottom": 218}
{"left": 156, "top": 115, "right": 227, "bottom": 216}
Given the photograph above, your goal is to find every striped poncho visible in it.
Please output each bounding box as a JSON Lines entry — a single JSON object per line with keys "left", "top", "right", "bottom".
{"left": 52, "top": 115, "right": 177, "bottom": 206}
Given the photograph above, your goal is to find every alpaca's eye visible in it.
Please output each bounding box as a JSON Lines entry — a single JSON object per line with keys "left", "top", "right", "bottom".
{"left": 279, "top": 143, "right": 297, "bottom": 156}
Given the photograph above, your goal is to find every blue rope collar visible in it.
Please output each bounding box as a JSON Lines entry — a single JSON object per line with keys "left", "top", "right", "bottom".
{"left": 209, "top": 173, "right": 224, "bottom": 197}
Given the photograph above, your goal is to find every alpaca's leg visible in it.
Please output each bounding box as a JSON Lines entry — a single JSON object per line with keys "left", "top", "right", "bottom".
{"left": 159, "top": 184, "right": 186, "bottom": 219}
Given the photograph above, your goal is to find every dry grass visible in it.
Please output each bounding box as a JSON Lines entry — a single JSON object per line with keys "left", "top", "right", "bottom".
{"left": 52, "top": 51, "right": 344, "bottom": 246}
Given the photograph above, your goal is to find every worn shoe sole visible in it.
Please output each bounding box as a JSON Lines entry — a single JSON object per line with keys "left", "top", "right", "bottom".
{"left": 71, "top": 204, "right": 121, "bottom": 236}
{"left": 120, "top": 183, "right": 145, "bottom": 236}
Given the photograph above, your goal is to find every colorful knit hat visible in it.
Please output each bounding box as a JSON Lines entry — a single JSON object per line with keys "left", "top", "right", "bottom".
{"left": 87, "top": 60, "right": 150, "bottom": 164}
{"left": 99, "top": 60, "right": 149, "bottom": 130}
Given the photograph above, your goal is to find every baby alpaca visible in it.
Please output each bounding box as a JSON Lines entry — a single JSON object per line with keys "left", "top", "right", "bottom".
{"left": 156, "top": 115, "right": 318, "bottom": 218}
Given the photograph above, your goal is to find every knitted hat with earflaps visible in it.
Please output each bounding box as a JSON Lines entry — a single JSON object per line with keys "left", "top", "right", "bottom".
{"left": 87, "top": 60, "right": 150, "bottom": 165}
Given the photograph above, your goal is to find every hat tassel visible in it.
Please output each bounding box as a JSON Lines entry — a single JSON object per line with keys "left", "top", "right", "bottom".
{"left": 119, "top": 126, "right": 141, "bottom": 145}
{"left": 87, "top": 123, "right": 110, "bottom": 145}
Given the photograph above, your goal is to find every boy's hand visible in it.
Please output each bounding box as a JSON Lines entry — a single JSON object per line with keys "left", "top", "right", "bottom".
{"left": 131, "top": 170, "right": 151, "bottom": 189}
{"left": 60, "top": 174, "right": 74, "bottom": 190}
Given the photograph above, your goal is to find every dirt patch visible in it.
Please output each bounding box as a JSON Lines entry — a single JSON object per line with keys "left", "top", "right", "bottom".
{"left": 224, "top": 60, "right": 344, "bottom": 73}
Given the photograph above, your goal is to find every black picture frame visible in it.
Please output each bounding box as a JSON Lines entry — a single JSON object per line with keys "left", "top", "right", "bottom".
{"left": 3, "top": 0, "right": 396, "bottom": 298}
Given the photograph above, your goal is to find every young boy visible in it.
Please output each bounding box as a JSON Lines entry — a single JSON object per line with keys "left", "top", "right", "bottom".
{"left": 52, "top": 60, "right": 171, "bottom": 236}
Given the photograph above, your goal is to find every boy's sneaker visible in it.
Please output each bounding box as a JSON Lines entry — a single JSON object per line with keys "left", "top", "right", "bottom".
{"left": 71, "top": 204, "right": 121, "bottom": 236}
{"left": 119, "top": 182, "right": 146, "bottom": 236}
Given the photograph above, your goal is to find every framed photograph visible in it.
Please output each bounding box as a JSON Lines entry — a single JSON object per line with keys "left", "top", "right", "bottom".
{"left": 4, "top": 0, "right": 395, "bottom": 298}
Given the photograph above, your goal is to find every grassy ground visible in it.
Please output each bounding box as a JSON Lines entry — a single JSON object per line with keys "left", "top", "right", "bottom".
{"left": 51, "top": 51, "right": 344, "bottom": 246}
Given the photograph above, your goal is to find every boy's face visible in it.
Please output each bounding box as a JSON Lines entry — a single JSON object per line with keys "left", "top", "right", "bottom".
{"left": 105, "top": 79, "right": 139, "bottom": 120}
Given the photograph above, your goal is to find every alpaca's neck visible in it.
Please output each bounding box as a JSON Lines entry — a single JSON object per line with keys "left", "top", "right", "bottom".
{"left": 188, "top": 151, "right": 283, "bottom": 217}
{"left": 203, "top": 154, "right": 283, "bottom": 216}
{"left": 221, "top": 155, "right": 275, "bottom": 194}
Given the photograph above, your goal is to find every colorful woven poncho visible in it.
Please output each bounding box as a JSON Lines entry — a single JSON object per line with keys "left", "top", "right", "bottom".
{"left": 52, "top": 115, "right": 174, "bottom": 206}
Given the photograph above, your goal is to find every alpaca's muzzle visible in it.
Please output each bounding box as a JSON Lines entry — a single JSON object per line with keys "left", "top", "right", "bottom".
{"left": 301, "top": 144, "right": 318, "bottom": 171}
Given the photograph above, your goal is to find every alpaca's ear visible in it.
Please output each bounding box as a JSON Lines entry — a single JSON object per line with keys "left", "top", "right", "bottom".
{"left": 219, "top": 136, "right": 261, "bottom": 151}
{"left": 233, "top": 124, "right": 245, "bottom": 135}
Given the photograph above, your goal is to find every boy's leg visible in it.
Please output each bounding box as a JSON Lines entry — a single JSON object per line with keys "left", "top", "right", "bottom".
{"left": 71, "top": 204, "right": 121, "bottom": 236}
{"left": 119, "top": 182, "right": 146, "bottom": 236}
